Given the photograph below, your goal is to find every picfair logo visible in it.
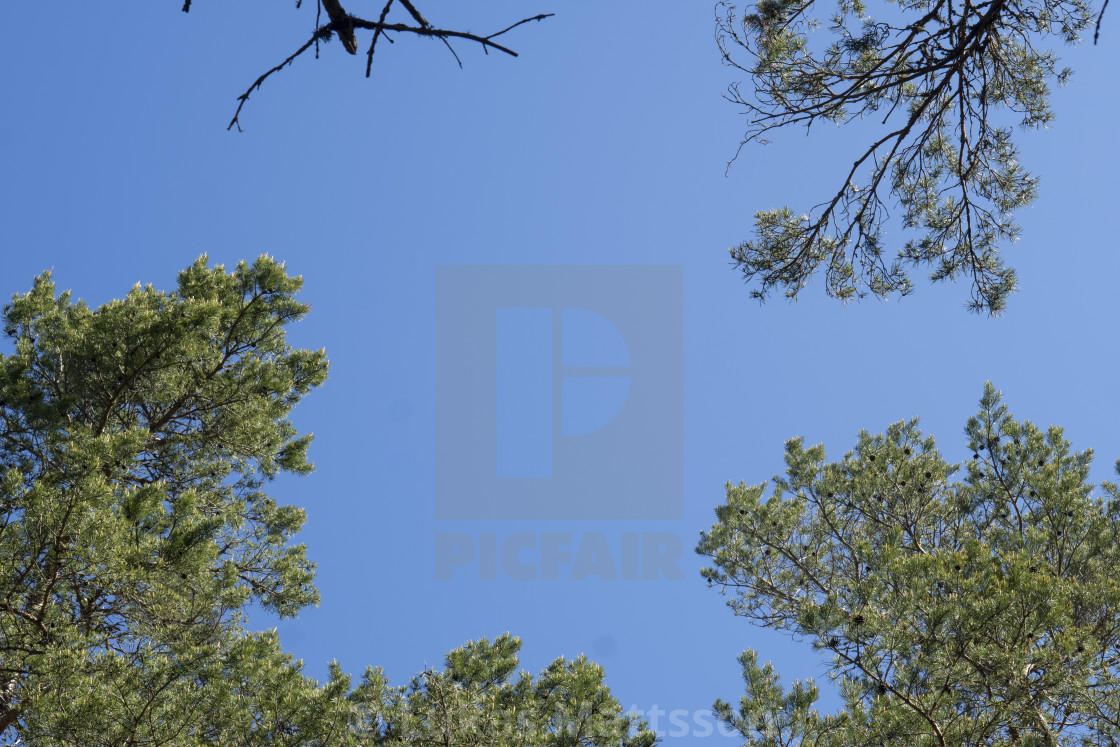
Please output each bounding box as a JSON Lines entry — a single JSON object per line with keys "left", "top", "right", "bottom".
{"left": 435, "top": 266, "right": 682, "bottom": 520}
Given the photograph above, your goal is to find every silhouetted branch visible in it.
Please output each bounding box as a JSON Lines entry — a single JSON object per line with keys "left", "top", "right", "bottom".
{"left": 365, "top": 0, "right": 396, "bottom": 76}
{"left": 229, "top": 34, "right": 323, "bottom": 132}
{"left": 321, "top": 0, "right": 358, "bottom": 54}
{"left": 227, "top": 11, "right": 552, "bottom": 131}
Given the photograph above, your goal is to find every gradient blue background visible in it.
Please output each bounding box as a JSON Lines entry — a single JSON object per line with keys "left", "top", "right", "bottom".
{"left": 2, "top": 1, "right": 1118, "bottom": 740}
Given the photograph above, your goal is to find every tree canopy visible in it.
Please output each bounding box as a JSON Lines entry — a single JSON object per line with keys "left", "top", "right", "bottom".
{"left": 169, "top": 0, "right": 1110, "bottom": 311}
{"left": 718, "top": 0, "right": 1104, "bottom": 313}
{"left": 0, "top": 257, "right": 652, "bottom": 746}
{"left": 361, "top": 633, "right": 657, "bottom": 746}
{"left": 698, "top": 384, "right": 1120, "bottom": 744}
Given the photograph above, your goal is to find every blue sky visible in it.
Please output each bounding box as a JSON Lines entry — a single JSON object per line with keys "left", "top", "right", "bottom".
{"left": 3, "top": 1, "right": 1119, "bottom": 740}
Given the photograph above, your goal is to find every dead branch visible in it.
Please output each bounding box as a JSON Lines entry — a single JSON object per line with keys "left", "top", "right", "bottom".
{"left": 226, "top": 8, "right": 553, "bottom": 131}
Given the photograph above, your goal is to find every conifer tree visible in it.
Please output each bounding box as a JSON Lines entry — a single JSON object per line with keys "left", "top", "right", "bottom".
{"left": 699, "top": 384, "right": 1120, "bottom": 744}
{"left": 0, "top": 257, "right": 652, "bottom": 746}
{"left": 355, "top": 633, "right": 658, "bottom": 746}
{"left": 718, "top": 0, "right": 1105, "bottom": 313}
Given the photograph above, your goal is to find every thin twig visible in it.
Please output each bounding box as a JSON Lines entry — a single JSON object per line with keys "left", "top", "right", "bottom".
{"left": 391, "top": 1, "right": 464, "bottom": 68}
{"left": 487, "top": 13, "right": 554, "bottom": 40}
{"left": 365, "top": 0, "right": 396, "bottom": 77}
{"left": 396, "top": 0, "right": 431, "bottom": 28}
{"left": 229, "top": 33, "right": 323, "bottom": 131}
{"left": 347, "top": 16, "right": 553, "bottom": 57}
{"left": 439, "top": 37, "right": 464, "bottom": 67}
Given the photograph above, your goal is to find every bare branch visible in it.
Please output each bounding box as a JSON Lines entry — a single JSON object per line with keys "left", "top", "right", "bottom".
{"left": 228, "top": 34, "right": 319, "bottom": 132}
{"left": 1095, "top": 0, "right": 1110, "bottom": 43}
{"left": 228, "top": 9, "right": 553, "bottom": 131}
{"left": 347, "top": 15, "right": 554, "bottom": 58}
{"left": 365, "top": 0, "right": 396, "bottom": 77}
{"left": 321, "top": 0, "right": 358, "bottom": 54}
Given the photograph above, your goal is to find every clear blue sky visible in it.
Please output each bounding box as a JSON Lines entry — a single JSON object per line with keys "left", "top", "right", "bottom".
{"left": 3, "top": 1, "right": 1118, "bottom": 740}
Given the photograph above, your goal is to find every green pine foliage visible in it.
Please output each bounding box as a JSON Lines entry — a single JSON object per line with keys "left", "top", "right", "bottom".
{"left": 718, "top": 0, "right": 1093, "bottom": 312}
{"left": 354, "top": 633, "right": 657, "bottom": 746}
{"left": 0, "top": 257, "right": 653, "bottom": 746}
{"left": 699, "top": 383, "right": 1120, "bottom": 744}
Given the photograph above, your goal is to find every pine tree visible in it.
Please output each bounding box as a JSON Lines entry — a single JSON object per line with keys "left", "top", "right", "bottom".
{"left": 355, "top": 633, "right": 658, "bottom": 746}
{"left": 0, "top": 257, "right": 652, "bottom": 746}
{"left": 717, "top": 0, "right": 1101, "bottom": 313}
{"left": 699, "top": 383, "right": 1120, "bottom": 744}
